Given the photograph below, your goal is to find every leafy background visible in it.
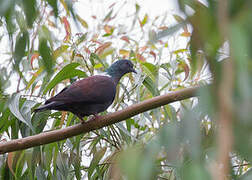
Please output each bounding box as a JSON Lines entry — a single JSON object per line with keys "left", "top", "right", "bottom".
{"left": 0, "top": 0, "right": 251, "bottom": 179}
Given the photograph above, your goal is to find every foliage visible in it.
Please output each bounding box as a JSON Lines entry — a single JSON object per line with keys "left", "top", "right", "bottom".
{"left": 0, "top": 0, "right": 251, "bottom": 179}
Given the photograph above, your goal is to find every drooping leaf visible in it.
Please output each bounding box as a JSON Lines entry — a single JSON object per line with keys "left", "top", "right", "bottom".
{"left": 38, "top": 38, "right": 54, "bottom": 74}
{"left": 103, "top": 9, "right": 113, "bottom": 22}
{"left": 30, "top": 52, "right": 39, "bottom": 69}
{"left": 120, "top": 36, "right": 130, "bottom": 43}
{"left": 22, "top": 0, "right": 37, "bottom": 27}
{"left": 75, "top": 33, "right": 87, "bottom": 45}
{"left": 62, "top": 16, "right": 71, "bottom": 42}
{"left": 88, "top": 147, "right": 107, "bottom": 178}
{"left": 76, "top": 15, "right": 88, "bottom": 29}
{"left": 53, "top": 45, "right": 69, "bottom": 59}
{"left": 140, "top": 14, "right": 148, "bottom": 27}
{"left": 46, "top": 0, "right": 58, "bottom": 17}
{"left": 8, "top": 93, "right": 35, "bottom": 132}
{"left": 95, "top": 42, "right": 112, "bottom": 55}
{"left": 143, "top": 76, "right": 159, "bottom": 96}
{"left": 14, "top": 31, "right": 28, "bottom": 70}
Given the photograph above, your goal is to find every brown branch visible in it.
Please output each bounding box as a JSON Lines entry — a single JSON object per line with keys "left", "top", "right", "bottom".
{"left": 216, "top": 0, "right": 234, "bottom": 180}
{"left": 0, "top": 86, "right": 200, "bottom": 154}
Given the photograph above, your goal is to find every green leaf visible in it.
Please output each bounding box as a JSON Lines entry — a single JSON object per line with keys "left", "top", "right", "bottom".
{"left": 46, "top": 0, "right": 58, "bottom": 17}
{"left": 39, "top": 38, "right": 54, "bottom": 74}
{"left": 88, "top": 147, "right": 107, "bottom": 178}
{"left": 75, "top": 33, "right": 87, "bottom": 45}
{"left": 143, "top": 76, "right": 159, "bottom": 96}
{"left": 53, "top": 45, "right": 69, "bottom": 59}
{"left": 43, "top": 63, "right": 86, "bottom": 95}
{"left": 115, "top": 122, "right": 136, "bottom": 141}
{"left": 15, "top": 11, "right": 27, "bottom": 31}
{"left": 141, "top": 14, "right": 148, "bottom": 26}
{"left": 76, "top": 15, "right": 88, "bottom": 29}
{"left": 8, "top": 93, "right": 35, "bottom": 133}
{"left": 103, "top": 9, "right": 113, "bottom": 22}
{"left": 151, "top": 21, "right": 187, "bottom": 43}
{"left": 14, "top": 31, "right": 28, "bottom": 70}
{"left": 26, "top": 67, "right": 43, "bottom": 90}
{"left": 142, "top": 62, "right": 158, "bottom": 80}
{"left": 22, "top": 0, "right": 37, "bottom": 27}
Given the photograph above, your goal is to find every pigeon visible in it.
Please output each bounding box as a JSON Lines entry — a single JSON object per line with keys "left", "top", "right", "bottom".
{"left": 34, "top": 59, "right": 136, "bottom": 123}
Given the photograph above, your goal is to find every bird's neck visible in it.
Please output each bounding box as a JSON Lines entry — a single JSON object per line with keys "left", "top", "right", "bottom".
{"left": 110, "top": 74, "right": 124, "bottom": 85}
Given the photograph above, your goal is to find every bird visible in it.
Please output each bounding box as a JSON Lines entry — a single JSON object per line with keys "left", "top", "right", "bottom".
{"left": 34, "top": 59, "right": 136, "bottom": 123}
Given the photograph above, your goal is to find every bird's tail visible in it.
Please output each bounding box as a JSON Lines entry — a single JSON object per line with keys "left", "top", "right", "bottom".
{"left": 33, "top": 101, "right": 62, "bottom": 113}
{"left": 33, "top": 105, "right": 48, "bottom": 113}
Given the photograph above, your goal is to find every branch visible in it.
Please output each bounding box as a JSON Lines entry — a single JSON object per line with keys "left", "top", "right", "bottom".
{"left": 0, "top": 86, "right": 200, "bottom": 154}
{"left": 216, "top": 0, "right": 234, "bottom": 180}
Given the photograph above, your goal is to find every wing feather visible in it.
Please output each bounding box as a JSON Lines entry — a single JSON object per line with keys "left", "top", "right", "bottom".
{"left": 46, "top": 75, "right": 116, "bottom": 104}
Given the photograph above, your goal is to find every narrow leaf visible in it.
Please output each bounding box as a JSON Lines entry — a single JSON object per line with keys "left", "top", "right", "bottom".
{"left": 38, "top": 39, "right": 54, "bottom": 74}
{"left": 43, "top": 63, "right": 86, "bottom": 94}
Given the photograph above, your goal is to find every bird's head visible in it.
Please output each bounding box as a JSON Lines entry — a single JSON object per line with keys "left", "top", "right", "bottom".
{"left": 106, "top": 59, "right": 136, "bottom": 78}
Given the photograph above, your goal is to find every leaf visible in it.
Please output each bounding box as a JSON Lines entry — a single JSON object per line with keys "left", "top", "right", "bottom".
{"left": 135, "top": 3, "right": 140, "bottom": 13}
{"left": 30, "top": 52, "right": 39, "bottom": 69}
{"left": 149, "top": 51, "right": 156, "bottom": 60}
{"left": 143, "top": 76, "right": 159, "bottom": 96}
{"left": 14, "top": 31, "right": 28, "bottom": 70}
{"left": 26, "top": 67, "right": 43, "bottom": 90}
{"left": 120, "top": 36, "right": 130, "bottom": 43}
{"left": 103, "top": 25, "right": 114, "bottom": 35}
{"left": 115, "top": 122, "right": 137, "bottom": 141}
{"left": 8, "top": 93, "right": 35, "bottom": 132}
{"left": 94, "top": 63, "right": 103, "bottom": 69}
{"left": 178, "top": 60, "right": 190, "bottom": 81}
{"left": 60, "top": 0, "right": 69, "bottom": 15}
{"left": 61, "top": 16, "right": 71, "bottom": 42}
{"left": 99, "top": 48, "right": 115, "bottom": 59}
{"left": 75, "top": 33, "right": 87, "bottom": 45}
{"left": 38, "top": 38, "right": 54, "bottom": 74}
{"left": 76, "top": 15, "right": 88, "bottom": 29}
{"left": 22, "top": 0, "right": 37, "bottom": 27}
{"left": 153, "top": 21, "right": 188, "bottom": 43}
{"left": 47, "top": 19, "right": 56, "bottom": 28}
{"left": 181, "top": 31, "right": 191, "bottom": 37}
{"left": 119, "top": 49, "right": 130, "bottom": 57}
{"left": 142, "top": 62, "right": 158, "bottom": 80}
{"left": 60, "top": 111, "right": 67, "bottom": 127}
{"left": 95, "top": 42, "right": 112, "bottom": 55}
{"left": 173, "top": 48, "right": 188, "bottom": 54}
{"left": 53, "top": 45, "right": 69, "bottom": 59}
{"left": 136, "top": 53, "right": 146, "bottom": 62}
{"left": 46, "top": 0, "right": 58, "bottom": 17}
{"left": 103, "top": 9, "right": 113, "bottom": 22}
{"left": 140, "top": 14, "right": 148, "bottom": 27}
{"left": 88, "top": 147, "right": 107, "bottom": 178}
{"left": 43, "top": 62, "right": 86, "bottom": 95}
{"left": 15, "top": 10, "right": 27, "bottom": 31}
{"left": 173, "top": 14, "right": 184, "bottom": 23}
{"left": 7, "top": 152, "right": 15, "bottom": 175}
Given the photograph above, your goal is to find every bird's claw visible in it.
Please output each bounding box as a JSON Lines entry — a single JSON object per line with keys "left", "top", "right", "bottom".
{"left": 87, "top": 114, "right": 100, "bottom": 122}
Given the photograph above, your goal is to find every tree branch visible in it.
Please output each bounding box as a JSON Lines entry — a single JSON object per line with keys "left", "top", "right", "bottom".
{"left": 216, "top": 0, "right": 234, "bottom": 180}
{"left": 0, "top": 86, "right": 200, "bottom": 154}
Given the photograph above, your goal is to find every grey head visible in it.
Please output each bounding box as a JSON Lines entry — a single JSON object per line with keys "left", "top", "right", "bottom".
{"left": 106, "top": 59, "right": 136, "bottom": 81}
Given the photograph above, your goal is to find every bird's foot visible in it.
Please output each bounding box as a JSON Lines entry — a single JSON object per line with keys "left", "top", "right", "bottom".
{"left": 87, "top": 114, "right": 101, "bottom": 122}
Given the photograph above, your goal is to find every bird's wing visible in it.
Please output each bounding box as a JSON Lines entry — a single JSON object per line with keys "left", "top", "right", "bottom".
{"left": 46, "top": 75, "right": 116, "bottom": 104}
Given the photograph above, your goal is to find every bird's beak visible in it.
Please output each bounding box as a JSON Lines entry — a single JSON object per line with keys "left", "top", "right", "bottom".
{"left": 131, "top": 67, "right": 137, "bottom": 74}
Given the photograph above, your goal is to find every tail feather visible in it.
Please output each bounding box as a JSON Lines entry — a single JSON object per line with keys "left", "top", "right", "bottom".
{"left": 34, "top": 101, "right": 63, "bottom": 113}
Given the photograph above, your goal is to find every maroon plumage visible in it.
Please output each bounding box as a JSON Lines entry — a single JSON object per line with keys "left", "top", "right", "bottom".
{"left": 34, "top": 59, "right": 136, "bottom": 122}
